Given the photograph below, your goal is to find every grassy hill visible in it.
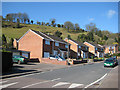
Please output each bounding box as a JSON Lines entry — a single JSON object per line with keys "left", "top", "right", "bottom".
{"left": 2, "top": 22, "right": 118, "bottom": 45}
{"left": 2, "top": 22, "right": 88, "bottom": 40}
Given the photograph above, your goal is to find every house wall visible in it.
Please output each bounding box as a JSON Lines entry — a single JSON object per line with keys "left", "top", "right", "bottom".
{"left": 64, "top": 39, "right": 78, "bottom": 59}
{"left": 43, "top": 40, "right": 53, "bottom": 55}
{"left": 13, "top": 39, "right": 17, "bottom": 49}
{"left": 18, "top": 30, "right": 43, "bottom": 62}
{"left": 54, "top": 42, "right": 66, "bottom": 51}
{"left": 84, "top": 42, "right": 95, "bottom": 54}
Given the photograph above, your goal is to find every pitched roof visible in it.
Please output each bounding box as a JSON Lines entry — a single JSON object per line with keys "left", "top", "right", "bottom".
{"left": 69, "top": 39, "right": 88, "bottom": 47}
{"left": 47, "top": 35, "right": 67, "bottom": 44}
{"left": 31, "top": 29, "right": 68, "bottom": 44}
{"left": 31, "top": 29, "right": 52, "bottom": 40}
{"left": 86, "top": 42, "right": 103, "bottom": 49}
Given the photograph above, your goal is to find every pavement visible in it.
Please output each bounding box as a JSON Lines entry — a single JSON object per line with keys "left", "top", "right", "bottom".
{"left": 1, "top": 59, "right": 119, "bottom": 89}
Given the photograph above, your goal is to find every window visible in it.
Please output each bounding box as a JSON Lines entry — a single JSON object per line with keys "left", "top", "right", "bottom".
{"left": 86, "top": 47, "right": 88, "bottom": 50}
{"left": 95, "top": 48, "right": 97, "bottom": 50}
{"left": 65, "top": 45, "right": 68, "bottom": 48}
{"left": 55, "top": 42, "right": 59, "bottom": 46}
{"left": 79, "top": 46, "right": 81, "bottom": 48}
{"left": 109, "top": 46, "right": 111, "bottom": 49}
{"left": 112, "top": 46, "right": 114, "bottom": 49}
{"left": 45, "top": 40, "right": 50, "bottom": 45}
{"left": 44, "top": 52, "right": 50, "bottom": 58}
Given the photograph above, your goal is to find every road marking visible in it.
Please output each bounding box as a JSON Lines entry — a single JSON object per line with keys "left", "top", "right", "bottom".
{"left": 0, "top": 82, "right": 18, "bottom": 89}
{"left": 84, "top": 73, "right": 107, "bottom": 88}
{"left": 68, "top": 83, "right": 83, "bottom": 88}
{"left": 18, "top": 78, "right": 61, "bottom": 89}
{"left": 52, "top": 82, "right": 70, "bottom": 87}
{"left": 51, "top": 78, "right": 61, "bottom": 81}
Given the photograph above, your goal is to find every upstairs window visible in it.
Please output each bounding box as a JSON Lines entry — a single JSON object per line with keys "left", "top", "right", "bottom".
{"left": 55, "top": 42, "right": 59, "bottom": 46}
{"left": 45, "top": 40, "right": 50, "bottom": 45}
{"left": 65, "top": 45, "right": 68, "bottom": 48}
{"left": 79, "top": 46, "right": 81, "bottom": 48}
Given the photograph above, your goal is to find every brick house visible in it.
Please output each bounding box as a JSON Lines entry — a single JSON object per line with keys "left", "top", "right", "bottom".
{"left": 84, "top": 42, "right": 104, "bottom": 58}
{"left": 15, "top": 29, "right": 70, "bottom": 62}
{"left": 64, "top": 38, "right": 89, "bottom": 59}
{"left": 104, "top": 44, "right": 119, "bottom": 54}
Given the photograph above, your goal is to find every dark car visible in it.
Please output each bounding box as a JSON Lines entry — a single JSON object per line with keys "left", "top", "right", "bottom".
{"left": 12, "top": 55, "right": 28, "bottom": 64}
{"left": 104, "top": 57, "right": 118, "bottom": 67}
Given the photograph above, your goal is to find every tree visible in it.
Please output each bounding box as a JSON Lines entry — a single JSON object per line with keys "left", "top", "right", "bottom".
{"left": 67, "top": 35, "right": 71, "bottom": 39}
{"left": 37, "top": 21, "right": 40, "bottom": 25}
{"left": 16, "top": 19, "right": 20, "bottom": 28}
{"left": 8, "top": 38, "right": 14, "bottom": 48}
{"left": 46, "top": 22, "right": 49, "bottom": 26}
{"left": 64, "top": 21, "right": 74, "bottom": 32}
{"left": 27, "top": 19, "right": 30, "bottom": 24}
{"left": 103, "top": 35, "right": 108, "bottom": 40}
{"left": 23, "top": 13, "right": 29, "bottom": 24}
{"left": 57, "top": 24, "right": 61, "bottom": 27}
{"left": 87, "top": 31, "right": 94, "bottom": 41}
{"left": 74, "top": 23, "right": 80, "bottom": 31}
{"left": 85, "top": 23, "right": 97, "bottom": 32}
{"left": 2, "top": 34, "right": 7, "bottom": 48}
{"left": 50, "top": 18, "right": 56, "bottom": 27}
{"left": 31, "top": 20, "right": 33, "bottom": 24}
{"left": 54, "top": 30, "right": 62, "bottom": 37}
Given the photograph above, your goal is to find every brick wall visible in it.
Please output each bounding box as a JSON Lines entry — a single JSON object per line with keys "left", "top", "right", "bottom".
{"left": 64, "top": 39, "right": 78, "bottom": 59}
{"left": 84, "top": 42, "right": 95, "bottom": 54}
{"left": 41, "top": 58, "right": 67, "bottom": 65}
{"left": 18, "top": 30, "right": 43, "bottom": 62}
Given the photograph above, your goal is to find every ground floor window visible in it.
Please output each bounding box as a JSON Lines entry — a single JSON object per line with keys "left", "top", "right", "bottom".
{"left": 44, "top": 52, "right": 50, "bottom": 58}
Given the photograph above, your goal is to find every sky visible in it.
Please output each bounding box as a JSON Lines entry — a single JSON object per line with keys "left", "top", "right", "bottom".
{"left": 2, "top": 2, "right": 118, "bottom": 33}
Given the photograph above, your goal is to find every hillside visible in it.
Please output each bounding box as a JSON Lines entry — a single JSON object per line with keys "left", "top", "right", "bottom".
{"left": 2, "top": 22, "right": 118, "bottom": 45}
{"left": 2, "top": 22, "right": 88, "bottom": 40}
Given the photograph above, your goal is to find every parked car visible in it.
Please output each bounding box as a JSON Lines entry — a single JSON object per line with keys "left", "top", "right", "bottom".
{"left": 12, "top": 55, "right": 28, "bottom": 64}
{"left": 49, "top": 55, "right": 66, "bottom": 61}
{"left": 104, "top": 57, "right": 118, "bottom": 67}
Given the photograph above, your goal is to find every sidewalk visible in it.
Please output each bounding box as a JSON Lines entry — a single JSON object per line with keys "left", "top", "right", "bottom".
{"left": 2, "top": 62, "right": 68, "bottom": 79}
{"left": 98, "top": 66, "right": 118, "bottom": 88}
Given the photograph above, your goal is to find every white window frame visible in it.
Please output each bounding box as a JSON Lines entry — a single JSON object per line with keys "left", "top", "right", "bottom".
{"left": 55, "top": 42, "right": 59, "bottom": 46}
{"left": 65, "top": 45, "right": 68, "bottom": 48}
{"left": 45, "top": 40, "right": 50, "bottom": 45}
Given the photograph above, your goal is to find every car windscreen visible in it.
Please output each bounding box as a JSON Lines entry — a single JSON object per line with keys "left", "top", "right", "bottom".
{"left": 105, "top": 59, "right": 114, "bottom": 62}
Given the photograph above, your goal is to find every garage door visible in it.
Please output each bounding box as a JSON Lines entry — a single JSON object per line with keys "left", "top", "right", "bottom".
{"left": 13, "top": 52, "right": 20, "bottom": 56}
{"left": 44, "top": 52, "right": 50, "bottom": 58}
{"left": 22, "top": 53, "right": 28, "bottom": 58}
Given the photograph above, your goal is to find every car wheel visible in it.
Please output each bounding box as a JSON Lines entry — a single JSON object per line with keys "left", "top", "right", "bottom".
{"left": 18, "top": 60, "right": 21, "bottom": 64}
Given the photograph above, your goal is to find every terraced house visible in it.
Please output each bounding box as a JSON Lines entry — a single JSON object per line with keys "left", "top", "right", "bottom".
{"left": 104, "top": 44, "right": 119, "bottom": 54}
{"left": 64, "top": 38, "right": 89, "bottom": 59}
{"left": 14, "top": 29, "right": 70, "bottom": 62}
{"left": 84, "top": 42, "right": 104, "bottom": 58}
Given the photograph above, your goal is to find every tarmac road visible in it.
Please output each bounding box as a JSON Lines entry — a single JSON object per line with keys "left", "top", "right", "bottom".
{"left": 1, "top": 59, "right": 119, "bottom": 89}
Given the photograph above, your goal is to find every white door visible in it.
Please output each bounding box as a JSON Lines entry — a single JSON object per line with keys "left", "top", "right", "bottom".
{"left": 44, "top": 52, "right": 50, "bottom": 58}
{"left": 13, "top": 52, "right": 20, "bottom": 57}
{"left": 22, "top": 53, "right": 28, "bottom": 58}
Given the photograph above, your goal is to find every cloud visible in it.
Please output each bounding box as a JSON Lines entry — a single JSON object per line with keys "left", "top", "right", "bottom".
{"left": 107, "top": 10, "right": 116, "bottom": 18}
{"left": 89, "top": 18, "right": 94, "bottom": 21}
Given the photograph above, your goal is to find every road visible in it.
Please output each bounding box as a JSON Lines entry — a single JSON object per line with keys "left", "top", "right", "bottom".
{"left": 1, "top": 60, "right": 119, "bottom": 89}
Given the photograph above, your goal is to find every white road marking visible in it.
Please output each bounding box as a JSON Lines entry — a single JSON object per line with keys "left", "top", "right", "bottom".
{"left": 51, "top": 78, "right": 61, "bottom": 81}
{"left": 52, "top": 82, "right": 70, "bottom": 87}
{"left": 18, "top": 78, "right": 61, "bottom": 89}
{"left": 84, "top": 73, "right": 107, "bottom": 88}
{"left": 0, "top": 82, "right": 18, "bottom": 89}
{"left": 68, "top": 83, "right": 83, "bottom": 88}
